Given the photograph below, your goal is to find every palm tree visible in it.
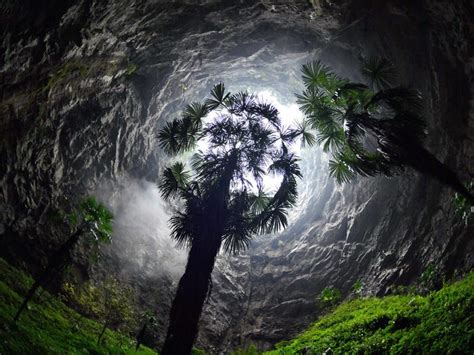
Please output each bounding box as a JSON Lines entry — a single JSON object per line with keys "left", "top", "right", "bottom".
{"left": 158, "top": 83, "right": 313, "bottom": 354}
{"left": 13, "top": 197, "right": 113, "bottom": 322}
{"left": 296, "top": 60, "right": 474, "bottom": 204}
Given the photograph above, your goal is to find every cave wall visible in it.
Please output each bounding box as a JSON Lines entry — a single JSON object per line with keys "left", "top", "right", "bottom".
{"left": 0, "top": 0, "right": 472, "bottom": 353}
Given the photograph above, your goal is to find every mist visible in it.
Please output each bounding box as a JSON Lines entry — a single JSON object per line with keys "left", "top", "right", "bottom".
{"left": 94, "top": 177, "right": 186, "bottom": 280}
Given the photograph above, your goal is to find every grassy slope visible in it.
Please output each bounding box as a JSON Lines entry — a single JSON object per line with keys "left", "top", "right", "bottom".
{"left": 266, "top": 272, "right": 474, "bottom": 354}
{"left": 0, "top": 258, "right": 156, "bottom": 354}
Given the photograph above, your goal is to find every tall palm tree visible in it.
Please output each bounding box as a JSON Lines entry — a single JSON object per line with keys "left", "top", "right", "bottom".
{"left": 296, "top": 60, "right": 474, "bottom": 204}
{"left": 13, "top": 197, "right": 113, "bottom": 322}
{"left": 158, "top": 83, "right": 313, "bottom": 354}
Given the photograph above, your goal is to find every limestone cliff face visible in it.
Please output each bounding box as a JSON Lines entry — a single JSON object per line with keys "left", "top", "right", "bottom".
{"left": 1, "top": 0, "right": 472, "bottom": 353}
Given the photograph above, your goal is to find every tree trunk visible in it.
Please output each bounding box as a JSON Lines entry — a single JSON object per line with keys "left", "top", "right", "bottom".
{"left": 97, "top": 312, "right": 111, "bottom": 345}
{"left": 406, "top": 145, "right": 474, "bottom": 205}
{"left": 13, "top": 228, "right": 83, "bottom": 322}
{"left": 135, "top": 323, "right": 147, "bottom": 351}
{"left": 161, "top": 151, "right": 236, "bottom": 355}
{"left": 161, "top": 233, "right": 222, "bottom": 355}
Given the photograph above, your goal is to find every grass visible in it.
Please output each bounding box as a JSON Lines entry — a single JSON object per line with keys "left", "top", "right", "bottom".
{"left": 0, "top": 258, "right": 156, "bottom": 354}
{"left": 265, "top": 272, "right": 474, "bottom": 354}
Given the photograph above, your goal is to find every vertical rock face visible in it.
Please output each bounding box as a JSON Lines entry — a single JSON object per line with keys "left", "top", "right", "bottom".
{"left": 0, "top": 0, "right": 472, "bottom": 353}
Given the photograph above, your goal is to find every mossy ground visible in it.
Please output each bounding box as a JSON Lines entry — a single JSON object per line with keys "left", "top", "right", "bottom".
{"left": 0, "top": 258, "right": 155, "bottom": 354}
{"left": 265, "top": 272, "right": 474, "bottom": 354}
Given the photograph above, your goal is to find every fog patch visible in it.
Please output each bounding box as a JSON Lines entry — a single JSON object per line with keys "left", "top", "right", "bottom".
{"left": 94, "top": 177, "right": 186, "bottom": 279}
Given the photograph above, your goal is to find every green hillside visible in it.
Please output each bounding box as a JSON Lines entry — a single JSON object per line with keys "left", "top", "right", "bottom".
{"left": 0, "top": 258, "right": 155, "bottom": 354}
{"left": 266, "top": 272, "right": 474, "bottom": 354}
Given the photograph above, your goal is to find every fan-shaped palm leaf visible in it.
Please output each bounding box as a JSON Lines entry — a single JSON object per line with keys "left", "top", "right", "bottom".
{"left": 301, "top": 61, "right": 344, "bottom": 92}
{"left": 296, "top": 119, "right": 317, "bottom": 147}
{"left": 362, "top": 57, "right": 396, "bottom": 90}
{"left": 80, "top": 197, "right": 114, "bottom": 243}
{"left": 159, "top": 162, "right": 190, "bottom": 200}
{"left": 205, "top": 83, "right": 230, "bottom": 110}
{"left": 158, "top": 121, "right": 182, "bottom": 154}
{"left": 328, "top": 158, "right": 355, "bottom": 184}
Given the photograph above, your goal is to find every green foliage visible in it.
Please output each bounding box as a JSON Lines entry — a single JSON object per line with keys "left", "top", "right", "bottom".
{"left": 63, "top": 277, "right": 136, "bottom": 338}
{"left": 392, "top": 264, "right": 444, "bottom": 296}
{"left": 361, "top": 57, "right": 396, "bottom": 90}
{"left": 232, "top": 343, "right": 260, "bottom": 355}
{"left": 125, "top": 63, "right": 138, "bottom": 77}
{"left": 45, "top": 62, "right": 88, "bottom": 91}
{"left": 296, "top": 59, "right": 426, "bottom": 185}
{"left": 192, "top": 347, "right": 208, "bottom": 355}
{"left": 352, "top": 280, "right": 363, "bottom": 297}
{"left": 418, "top": 263, "right": 442, "bottom": 292}
{"left": 453, "top": 181, "right": 474, "bottom": 224}
{"left": 318, "top": 287, "right": 342, "bottom": 308}
{"left": 79, "top": 196, "right": 114, "bottom": 244}
{"left": 266, "top": 272, "right": 474, "bottom": 354}
{"left": 157, "top": 83, "right": 310, "bottom": 254}
{"left": 0, "top": 258, "right": 154, "bottom": 354}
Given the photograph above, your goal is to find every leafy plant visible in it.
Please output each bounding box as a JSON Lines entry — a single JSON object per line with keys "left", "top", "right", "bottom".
{"left": 13, "top": 197, "right": 113, "bottom": 322}
{"left": 158, "top": 83, "right": 312, "bottom": 354}
{"left": 125, "top": 62, "right": 138, "bottom": 77}
{"left": 352, "top": 280, "right": 364, "bottom": 297}
{"left": 318, "top": 287, "right": 342, "bottom": 308}
{"left": 296, "top": 60, "right": 474, "bottom": 205}
{"left": 135, "top": 309, "right": 158, "bottom": 351}
{"left": 453, "top": 181, "right": 474, "bottom": 225}
{"left": 361, "top": 56, "right": 396, "bottom": 90}
{"left": 232, "top": 343, "right": 260, "bottom": 355}
{"left": 63, "top": 277, "right": 136, "bottom": 345}
{"left": 418, "top": 263, "right": 443, "bottom": 293}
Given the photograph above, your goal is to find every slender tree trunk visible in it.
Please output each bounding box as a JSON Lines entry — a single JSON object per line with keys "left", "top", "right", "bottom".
{"left": 161, "top": 233, "right": 222, "bottom": 355}
{"left": 135, "top": 323, "right": 147, "bottom": 351}
{"left": 406, "top": 145, "right": 474, "bottom": 205}
{"left": 97, "top": 311, "right": 111, "bottom": 345}
{"left": 13, "top": 228, "right": 83, "bottom": 322}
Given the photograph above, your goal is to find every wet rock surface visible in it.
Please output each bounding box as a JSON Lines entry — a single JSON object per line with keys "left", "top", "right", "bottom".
{"left": 1, "top": 0, "right": 473, "bottom": 353}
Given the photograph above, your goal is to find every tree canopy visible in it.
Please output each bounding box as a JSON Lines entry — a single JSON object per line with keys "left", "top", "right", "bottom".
{"left": 296, "top": 59, "right": 473, "bottom": 204}
{"left": 158, "top": 83, "right": 314, "bottom": 254}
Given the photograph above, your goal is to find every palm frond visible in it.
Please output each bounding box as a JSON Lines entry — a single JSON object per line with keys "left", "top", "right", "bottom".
{"left": 252, "top": 203, "right": 289, "bottom": 235}
{"left": 317, "top": 125, "right": 346, "bottom": 153}
{"left": 302, "top": 61, "right": 335, "bottom": 90}
{"left": 328, "top": 158, "right": 355, "bottom": 184}
{"left": 362, "top": 57, "right": 396, "bottom": 90}
{"left": 169, "top": 212, "right": 194, "bottom": 249}
{"left": 296, "top": 119, "right": 317, "bottom": 147}
{"left": 80, "top": 197, "right": 114, "bottom": 243}
{"left": 249, "top": 189, "right": 271, "bottom": 214}
{"left": 205, "top": 83, "right": 230, "bottom": 110}
{"left": 157, "top": 121, "right": 182, "bottom": 154}
{"left": 183, "top": 102, "right": 209, "bottom": 126}
{"left": 158, "top": 162, "right": 190, "bottom": 200}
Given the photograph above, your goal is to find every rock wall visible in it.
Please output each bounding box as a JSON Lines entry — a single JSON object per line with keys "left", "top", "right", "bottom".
{"left": 0, "top": 0, "right": 472, "bottom": 353}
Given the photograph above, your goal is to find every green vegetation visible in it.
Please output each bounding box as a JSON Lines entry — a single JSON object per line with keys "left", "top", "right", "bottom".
{"left": 63, "top": 278, "right": 136, "bottom": 344}
{"left": 318, "top": 287, "right": 342, "bottom": 309}
{"left": 266, "top": 272, "right": 474, "bottom": 354}
{"left": 125, "top": 63, "right": 139, "bottom": 77}
{"left": 14, "top": 197, "right": 113, "bottom": 322}
{"left": 454, "top": 181, "right": 474, "bottom": 225}
{"left": 296, "top": 59, "right": 474, "bottom": 204}
{"left": 0, "top": 258, "right": 155, "bottom": 354}
{"left": 45, "top": 62, "right": 89, "bottom": 91}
